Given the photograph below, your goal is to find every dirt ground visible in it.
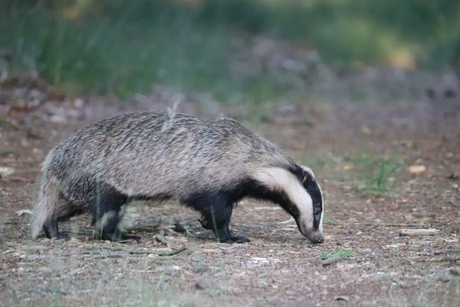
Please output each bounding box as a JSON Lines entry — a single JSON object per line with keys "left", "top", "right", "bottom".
{"left": 0, "top": 74, "right": 460, "bottom": 307}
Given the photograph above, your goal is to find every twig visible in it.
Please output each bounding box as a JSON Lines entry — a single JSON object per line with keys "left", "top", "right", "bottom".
{"left": 363, "top": 222, "right": 424, "bottom": 228}
{"left": 425, "top": 257, "right": 460, "bottom": 263}
{"left": 322, "top": 255, "right": 342, "bottom": 266}
{"left": 364, "top": 223, "right": 379, "bottom": 232}
{"left": 159, "top": 247, "right": 187, "bottom": 257}
{"left": 399, "top": 228, "right": 439, "bottom": 236}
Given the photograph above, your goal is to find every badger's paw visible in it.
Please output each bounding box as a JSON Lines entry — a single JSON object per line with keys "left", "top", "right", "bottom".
{"left": 220, "top": 236, "right": 250, "bottom": 244}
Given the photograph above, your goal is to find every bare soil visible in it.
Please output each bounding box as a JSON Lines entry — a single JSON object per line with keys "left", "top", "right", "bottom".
{"left": 1, "top": 75, "right": 460, "bottom": 307}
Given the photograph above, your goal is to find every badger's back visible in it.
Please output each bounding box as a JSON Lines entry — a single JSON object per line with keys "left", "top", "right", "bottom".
{"left": 45, "top": 112, "right": 296, "bottom": 200}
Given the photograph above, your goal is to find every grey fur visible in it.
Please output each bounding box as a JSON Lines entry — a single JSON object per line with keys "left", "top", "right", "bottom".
{"left": 31, "top": 112, "right": 324, "bottom": 243}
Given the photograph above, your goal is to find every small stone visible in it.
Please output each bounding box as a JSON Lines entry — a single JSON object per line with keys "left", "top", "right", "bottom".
{"left": 0, "top": 167, "right": 15, "bottom": 178}
{"left": 173, "top": 222, "right": 187, "bottom": 233}
{"left": 193, "top": 264, "right": 209, "bottom": 273}
{"left": 15, "top": 209, "right": 32, "bottom": 216}
{"left": 155, "top": 234, "right": 168, "bottom": 245}
{"left": 195, "top": 278, "right": 214, "bottom": 290}
{"left": 439, "top": 276, "right": 450, "bottom": 282}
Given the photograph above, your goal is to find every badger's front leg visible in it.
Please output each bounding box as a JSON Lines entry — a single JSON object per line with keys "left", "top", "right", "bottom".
{"left": 213, "top": 220, "right": 250, "bottom": 243}
{"left": 198, "top": 215, "right": 249, "bottom": 243}
{"left": 186, "top": 192, "right": 250, "bottom": 243}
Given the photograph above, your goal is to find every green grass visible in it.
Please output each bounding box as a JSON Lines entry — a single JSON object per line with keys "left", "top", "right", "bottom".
{"left": 321, "top": 246, "right": 354, "bottom": 260}
{"left": 362, "top": 159, "right": 400, "bottom": 193}
{"left": 1, "top": 0, "right": 460, "bottom": 100}
{"left": 0, "top": 0, "right": 233, "bottom": 97}
{"left": 356, "top": 157, "right": 402, "bottom": 195}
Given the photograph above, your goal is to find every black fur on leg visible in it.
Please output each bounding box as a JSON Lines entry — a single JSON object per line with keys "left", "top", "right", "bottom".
{"left": 90, "top": 185, "right": 128, "bottom": 241}
{"left": 43, "top": 219, "right": 58, "bottom": 239}
{"left": 95, "top": 211, "right": 122, "bottom": 241}
{"left": 215, "top": 221, "right": 250, "bottom": 243}
{"left": 183, "top": 188, "right": 250, "bottom": 243}
{"left": 185, "top": 178, "right": 305, "bottom": 243}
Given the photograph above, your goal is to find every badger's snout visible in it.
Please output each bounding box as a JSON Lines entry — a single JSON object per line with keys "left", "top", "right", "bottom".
{"left": 306, "top": 232, "right": 324, "bottom": 244}
{"left": 297, "top": 223, "right": 324, "bottom": 244}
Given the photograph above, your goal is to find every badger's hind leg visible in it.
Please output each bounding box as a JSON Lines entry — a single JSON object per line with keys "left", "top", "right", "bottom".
{"left": 42, "top": 198, "right": 81, "bottom": 239}
{"left": 186, "top": 192, "right": 250, "bottom": 244}
{"left": 90, "top": 185, "right": 128, "bottom": 241}
{"left": 32, "top": 178, "right": 82, "bottom": 239}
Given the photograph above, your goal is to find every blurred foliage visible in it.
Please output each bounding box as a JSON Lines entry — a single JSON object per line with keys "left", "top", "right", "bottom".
{"left": 358, "top": 158, "right": 401, "bottom": 195}
{"left": 321, "top": 246, "right": 354, "bottom": 260}
{"left": 1, "top": 0, "right": 459, "bottom": 97}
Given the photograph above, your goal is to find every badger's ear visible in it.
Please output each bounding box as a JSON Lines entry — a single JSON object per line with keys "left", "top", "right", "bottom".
{"left": 300, "top": 165, "right": 315, "bottom": 182}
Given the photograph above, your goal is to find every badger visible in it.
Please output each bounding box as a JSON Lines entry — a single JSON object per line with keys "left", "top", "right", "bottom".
{"left": 31, "top": 112, "right": 324, "bottom": 244}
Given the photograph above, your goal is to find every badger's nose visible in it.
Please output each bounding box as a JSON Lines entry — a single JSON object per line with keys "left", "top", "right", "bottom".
{"left": 309, "top": 234, "right": 324, "bottom": 244}
{"left": 300, "top": 226, "right": 325, "bottom": 244}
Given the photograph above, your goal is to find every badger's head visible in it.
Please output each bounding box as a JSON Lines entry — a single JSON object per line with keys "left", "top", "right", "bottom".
{"left": 295, "top": 165, "right": 324, "bottom": 244}
{"left": 252, "top": 166, "right": 324, "bottom": 244}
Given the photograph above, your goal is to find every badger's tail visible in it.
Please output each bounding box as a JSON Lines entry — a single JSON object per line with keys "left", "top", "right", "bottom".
{"left": 31, "top": 176, "right": 60, "bottom": 239}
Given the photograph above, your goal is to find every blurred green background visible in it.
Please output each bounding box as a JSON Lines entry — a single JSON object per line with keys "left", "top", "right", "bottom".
{"left": 1, "top": 0, "right": 459, "bottom": 101}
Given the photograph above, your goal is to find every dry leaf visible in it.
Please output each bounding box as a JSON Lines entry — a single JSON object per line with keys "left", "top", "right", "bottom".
{"left": 15, "top": 210, "right": 32, "bottom": 216}
{"left": 407, "top": 165, "right": 426, "bottom": 174}
{"left": 361, "top": 125, "right": 371, "bottom": 134}
{"left": 200, "top": 249, "right": 219, "bottom": 254}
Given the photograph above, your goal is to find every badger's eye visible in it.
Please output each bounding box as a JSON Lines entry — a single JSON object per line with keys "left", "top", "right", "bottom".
{"left": 314, "top": 206, "right": 322, "bottom": 215}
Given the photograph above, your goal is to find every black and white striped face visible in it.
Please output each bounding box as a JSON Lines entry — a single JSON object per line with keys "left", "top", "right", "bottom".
{"left": 299, "top": 166, "right": 324, "bottom": 243}
{"left": 252, "top": 166, "right": 324, "bottom": 243}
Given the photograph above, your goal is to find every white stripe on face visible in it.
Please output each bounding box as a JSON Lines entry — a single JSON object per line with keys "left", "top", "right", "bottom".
{"left": 252, "top": 167, "right": 313, "bottom": 232}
